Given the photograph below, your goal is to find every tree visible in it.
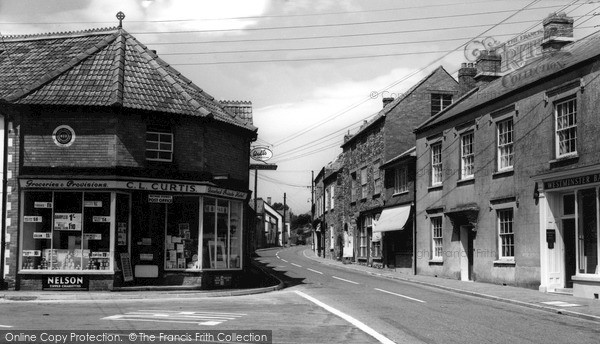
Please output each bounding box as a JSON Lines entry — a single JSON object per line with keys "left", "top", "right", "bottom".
{"left": 272, "top": 202, "right": 289, "bottom": 211}
{"left": 291, "top": 213, "right": 312, "bottom": 229}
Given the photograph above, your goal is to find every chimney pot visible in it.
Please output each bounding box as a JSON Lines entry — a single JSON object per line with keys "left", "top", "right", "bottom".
{"left": 474, "top": 50, "right": 502, "bottom": 86}
{"left": 459, "top": 62, "right": 478, "bottom": 95}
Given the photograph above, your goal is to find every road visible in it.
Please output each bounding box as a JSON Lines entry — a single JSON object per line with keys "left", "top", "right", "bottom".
{"left": 0, "top": 246, "right": 598, "bottom": 344}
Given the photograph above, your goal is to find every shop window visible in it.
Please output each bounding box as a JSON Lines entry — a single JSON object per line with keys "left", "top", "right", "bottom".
{"left": 460, "top": 131, "right": 474, "bottom": 179}
{"left": 21, "top": 191, "right": 112, "bottom": 271}
{"left": 165, "top": 196, "right": 199, "bottom": 270}
{"left": 497, "top": 209, "right": 514, "bottom": 259}
{"left": 359, "top": 216, "right": 371, "bottom": 258}
{"left": 577, "top": 188, "right": 597, "bottom": 274}
{"left": 201, "top": 198, "right": 242, "bottom": 269}
{"left": 431, "top": 93, "right": 452, "bottom": 116}
{"left": 431, "top": 217, "right": 443, "bottom": 260}
{"left": 146, "top": 127, "right": 173, "bottom": 162}
{"left": 555, "top": 98, "right": 577, "bottom": 158}
{"left": 431, "top": 143, "right": 443, "bottom": 186}
{"left": 497, "top": 118, "right": 514, "bottom": 171}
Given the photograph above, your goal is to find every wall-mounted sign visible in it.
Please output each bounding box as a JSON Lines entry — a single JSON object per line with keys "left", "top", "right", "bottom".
{"left": 43, "top": 276, "right": 88, "bottom": 291}
{"left": 250, "top": 147, "right": 273, "bottom": 162}
{"left": 148, "top": 194, "right": 173, "bottom": 204}
{"left": 84, "top": 233, "right": 102, "bottom": 240}
{"left": 84, "top": 201, "right": 103, "bottom": 207}
{"left": 52, "top": 125, "right": 76, "bottom": 147}
{"left": 544, "top": 172, "right": 600, "bottom": 190}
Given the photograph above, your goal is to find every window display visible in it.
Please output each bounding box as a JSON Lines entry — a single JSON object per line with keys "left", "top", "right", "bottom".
{"left": 21, "top": 191, "right": 113, "bottom": 271}
{"left": 164, "top": 196, "right": 199, "bottom": 270}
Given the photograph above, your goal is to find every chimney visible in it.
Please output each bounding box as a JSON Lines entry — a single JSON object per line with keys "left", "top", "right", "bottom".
{"left": 267, "top": 197, "right": 271, "bottom": 205}
{"left": 458, "top": 62, "right": 477, "bottom": 94}
{"left": 383, "top": 97, "right": 394, "bottom": 108}
{"left": 474, "top": 50, "right": 502, "bottom": 86}
{"left": 541, "top": 12, "right": 574, "bottom": 53}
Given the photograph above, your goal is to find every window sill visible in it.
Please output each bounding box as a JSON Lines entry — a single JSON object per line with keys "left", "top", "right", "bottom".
{"left": 493, "top": 259, "right": 515, "bottom": 266}
{"left": 428, "top": 185, "right": 443, "bottom": 192}
{"left": 492, "top": 169, "right": 514, "bottom": 179}
{"left": 549, "top": 154, "right": 579, "bottom": 167}
{"left": 429, "top": 259, "right": 443, "bottom": 265}
{"left": 456, "top": 178, "right": 475, "bottom": 186}
{"left": 392, "top": 191, "right": 409, "bottom": 197}
{"left": 572, "top": 274, "right": 600, "bottom": 282}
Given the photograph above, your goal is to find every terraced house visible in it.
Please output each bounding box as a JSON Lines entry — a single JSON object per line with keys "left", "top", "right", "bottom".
{"left": 414, "top": 13, "right": 600, "bottom": 299}
{"left": 338, "top": 66, "right": 461, "bottom": 268}
{"left": 0, "top": 16, "right": 257, "bottom": 290}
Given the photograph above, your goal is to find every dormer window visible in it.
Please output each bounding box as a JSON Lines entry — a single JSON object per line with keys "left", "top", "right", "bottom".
{"left": 146, "top": 125, "right": 173, "bottom": 162}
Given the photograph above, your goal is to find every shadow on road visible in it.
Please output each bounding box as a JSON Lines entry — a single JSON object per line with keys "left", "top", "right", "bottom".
{"left": 252, "top": 253, "right": 307, "bottom": 289}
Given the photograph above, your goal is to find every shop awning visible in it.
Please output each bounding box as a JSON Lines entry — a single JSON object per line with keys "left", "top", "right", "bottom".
{"left": 373, "top": 205, "right": 411, "bottom": 233}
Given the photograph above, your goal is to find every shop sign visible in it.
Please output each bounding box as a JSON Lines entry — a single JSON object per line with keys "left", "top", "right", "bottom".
{"left": 148, "top": 194, "right": 173, "bottom": 203}
{"left": 24, "top": 216, "right": 43, "bottom": 223}
{"left": 23, "top": 250, "right": 41, "bottom": 257}
{"left": 33, "top": 232, "right": 51, "bottom": 239}
{"left": 84, "top": 234, "right": 102, "bottom": 240}
{"left": 34, "top": 202, "right": 52, "bottom": 208}
{"left": 206, "top": 187, "right": 247, "bottom": 199}
{"left": 92, "top": 216, "right": 110, "bottom": 223}
{"left": 120, "top": 253, "right": 134, "bottom": 282}
{"left": 42, "top": 276, "right": 89, "bottom": 291}
{"left": 250, "top": 147, "right": 273, "bottom": 162}
{"left": 214, "top": 275, "right": 233, "bottom": 287}
{"left": 544, "top": 172, "right": 600, "bottom": 190}
{"left": 90, "top": 252, "right": 109, "bottom": 258}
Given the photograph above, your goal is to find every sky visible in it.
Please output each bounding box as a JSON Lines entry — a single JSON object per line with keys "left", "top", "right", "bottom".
{"left": 1, "top": 0, "right": 599, "bottom": 214}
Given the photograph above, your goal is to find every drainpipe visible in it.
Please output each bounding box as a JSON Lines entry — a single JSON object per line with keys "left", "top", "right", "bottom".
{"left": 0, "top": 116, "right": 8, "bottom": 289}
{"left": 412, "top": 165, "right": 417, "bottom": 276}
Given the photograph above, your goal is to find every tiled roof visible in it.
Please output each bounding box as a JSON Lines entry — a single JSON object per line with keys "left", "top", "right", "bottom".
{"left": 0, "top": 27, "right": 256, "bottom": 132}
{"left": 415, "top": 30, "right": 600, "bottom": 133}
{"left": 381, "top": 146, "right": 416, "bottom": 168}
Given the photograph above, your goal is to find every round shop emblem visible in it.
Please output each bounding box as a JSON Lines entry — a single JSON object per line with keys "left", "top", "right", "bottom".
{"left": 250, "top": 146, "right": 273, "bottom": 162}
{"left": 53, "top": 125, "right": 76, "bottom": 147}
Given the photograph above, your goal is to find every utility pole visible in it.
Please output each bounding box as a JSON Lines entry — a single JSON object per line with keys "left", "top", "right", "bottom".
{"left": 311, "top": 170, "right": 314, "bottom": 252}
{"left": 282, "top": 193, "right": 287, "bottom": 247}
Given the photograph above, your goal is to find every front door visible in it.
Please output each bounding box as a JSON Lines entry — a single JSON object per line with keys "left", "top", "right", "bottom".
{"left": 563, "top": 219, "right": 576, "bottom": 288}
{"left": 460, "top": 225, "right": 473, "bottom": 281}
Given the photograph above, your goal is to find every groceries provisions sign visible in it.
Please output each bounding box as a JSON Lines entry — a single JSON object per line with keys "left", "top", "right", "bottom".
{"left": 20, "top": 179, "right": 247, "bottom": 199}
{"left": 42, "top": 276, "right": 89, "bottom": 290}
{"left": 250, "top": 146, "right": 273, "bottom": 162}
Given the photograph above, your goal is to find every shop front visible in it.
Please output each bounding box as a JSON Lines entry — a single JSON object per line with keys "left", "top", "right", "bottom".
{"left": 373, "top": 204, "right": 413, "bottom": 271}
{"left": 537, "top": 167, "right": 600, "bottom": 299}
{"left": 17, "top": 178, "right": 247, "bottom": 291}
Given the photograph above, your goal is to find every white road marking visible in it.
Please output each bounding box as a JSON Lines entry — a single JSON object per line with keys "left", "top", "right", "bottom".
{"left": 375, "top": 288, "right": 426, "bottom": 303}
{"left": 541, "top": 301, "right": 582, "bottom": 307}
{"left": 295, "top": 290, "right": 396, "bottom": 344}
{"left": 103, "top": 310, "right": 245, "bottom": 326}
{"left": 291, "top": 263, "right": 302, "bottom": 267}
{"left": 0, "top": 325, "right": 13, "bottom": 328}
{"left": 307, "top": 268, "right": 323, "bottom": 274}
{"left": 281, "top": 259, "right": 288, "bottom": 263}
{"left": 332, "top": 276, "right": 359, "bottom": 284}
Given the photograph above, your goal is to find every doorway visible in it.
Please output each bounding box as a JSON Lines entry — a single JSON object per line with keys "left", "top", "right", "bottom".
{"left": 563, "top": 218, "right": 576, "bottom": 288}
{"left": 460, "top": 225, "right": 474, "bottom": 281}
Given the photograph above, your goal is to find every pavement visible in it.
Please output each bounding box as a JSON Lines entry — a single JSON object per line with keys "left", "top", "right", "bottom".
{"left": 2, "top": 246, "right": 600, "bottom": 325}
{"left": 302, "top": 247, "right": 600, "bottom": 324}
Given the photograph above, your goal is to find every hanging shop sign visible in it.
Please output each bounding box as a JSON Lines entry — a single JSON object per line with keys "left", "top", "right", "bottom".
{"left": 42, "top": 275, "right": 89, "bottom": 291}
{"left": 250, "top": 147, "right": 273, "bottom": 162}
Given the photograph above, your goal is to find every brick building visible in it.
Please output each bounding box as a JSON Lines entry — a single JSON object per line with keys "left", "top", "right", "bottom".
{"left": 0, "top": 23, "right": 257, "bottom": 290}
{"left": 312, "top": 159, "right": 342, "bottom": 260}
{"left": 414, "top": 13, "right": 600, "bottom": 298}
{"left": 339, "top": 67, "right": 460, "bottom": 267}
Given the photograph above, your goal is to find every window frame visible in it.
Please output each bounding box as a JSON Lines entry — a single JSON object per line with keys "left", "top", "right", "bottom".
{"left": 496, "top": 117, "right": 514, "bottom": 172}
{"left": 554, "top": 97, "right": 578, "bottom": 159}
{"left": 394, "top": 166, "right": 408, "bottom": 194}
{"left": 460, "top": 131, "right": 475, "bottom": 180}
{"left": 146, "top": 127, "right": 174, "bottom": 162}
{"left": 431, "top": 93, "right": 453, "bottom": 116}
{"left": 360, "top": 166, "right": 368, "bottom": 199}
{"left": 497, "top": 208, "right": 515, "bottom": 260}
{"left": 430, "top": 142, "right": 443, "bottom": 186}
{"left": 431, "top": 216, "right": 443, "bottom": 260}
{"left": 373, "top": 160, "right": 381, "bottom": 195}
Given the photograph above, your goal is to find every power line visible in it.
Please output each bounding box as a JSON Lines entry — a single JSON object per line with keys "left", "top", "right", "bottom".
{"left": 129, "top": 5, "right": 563, "bottom": 35}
